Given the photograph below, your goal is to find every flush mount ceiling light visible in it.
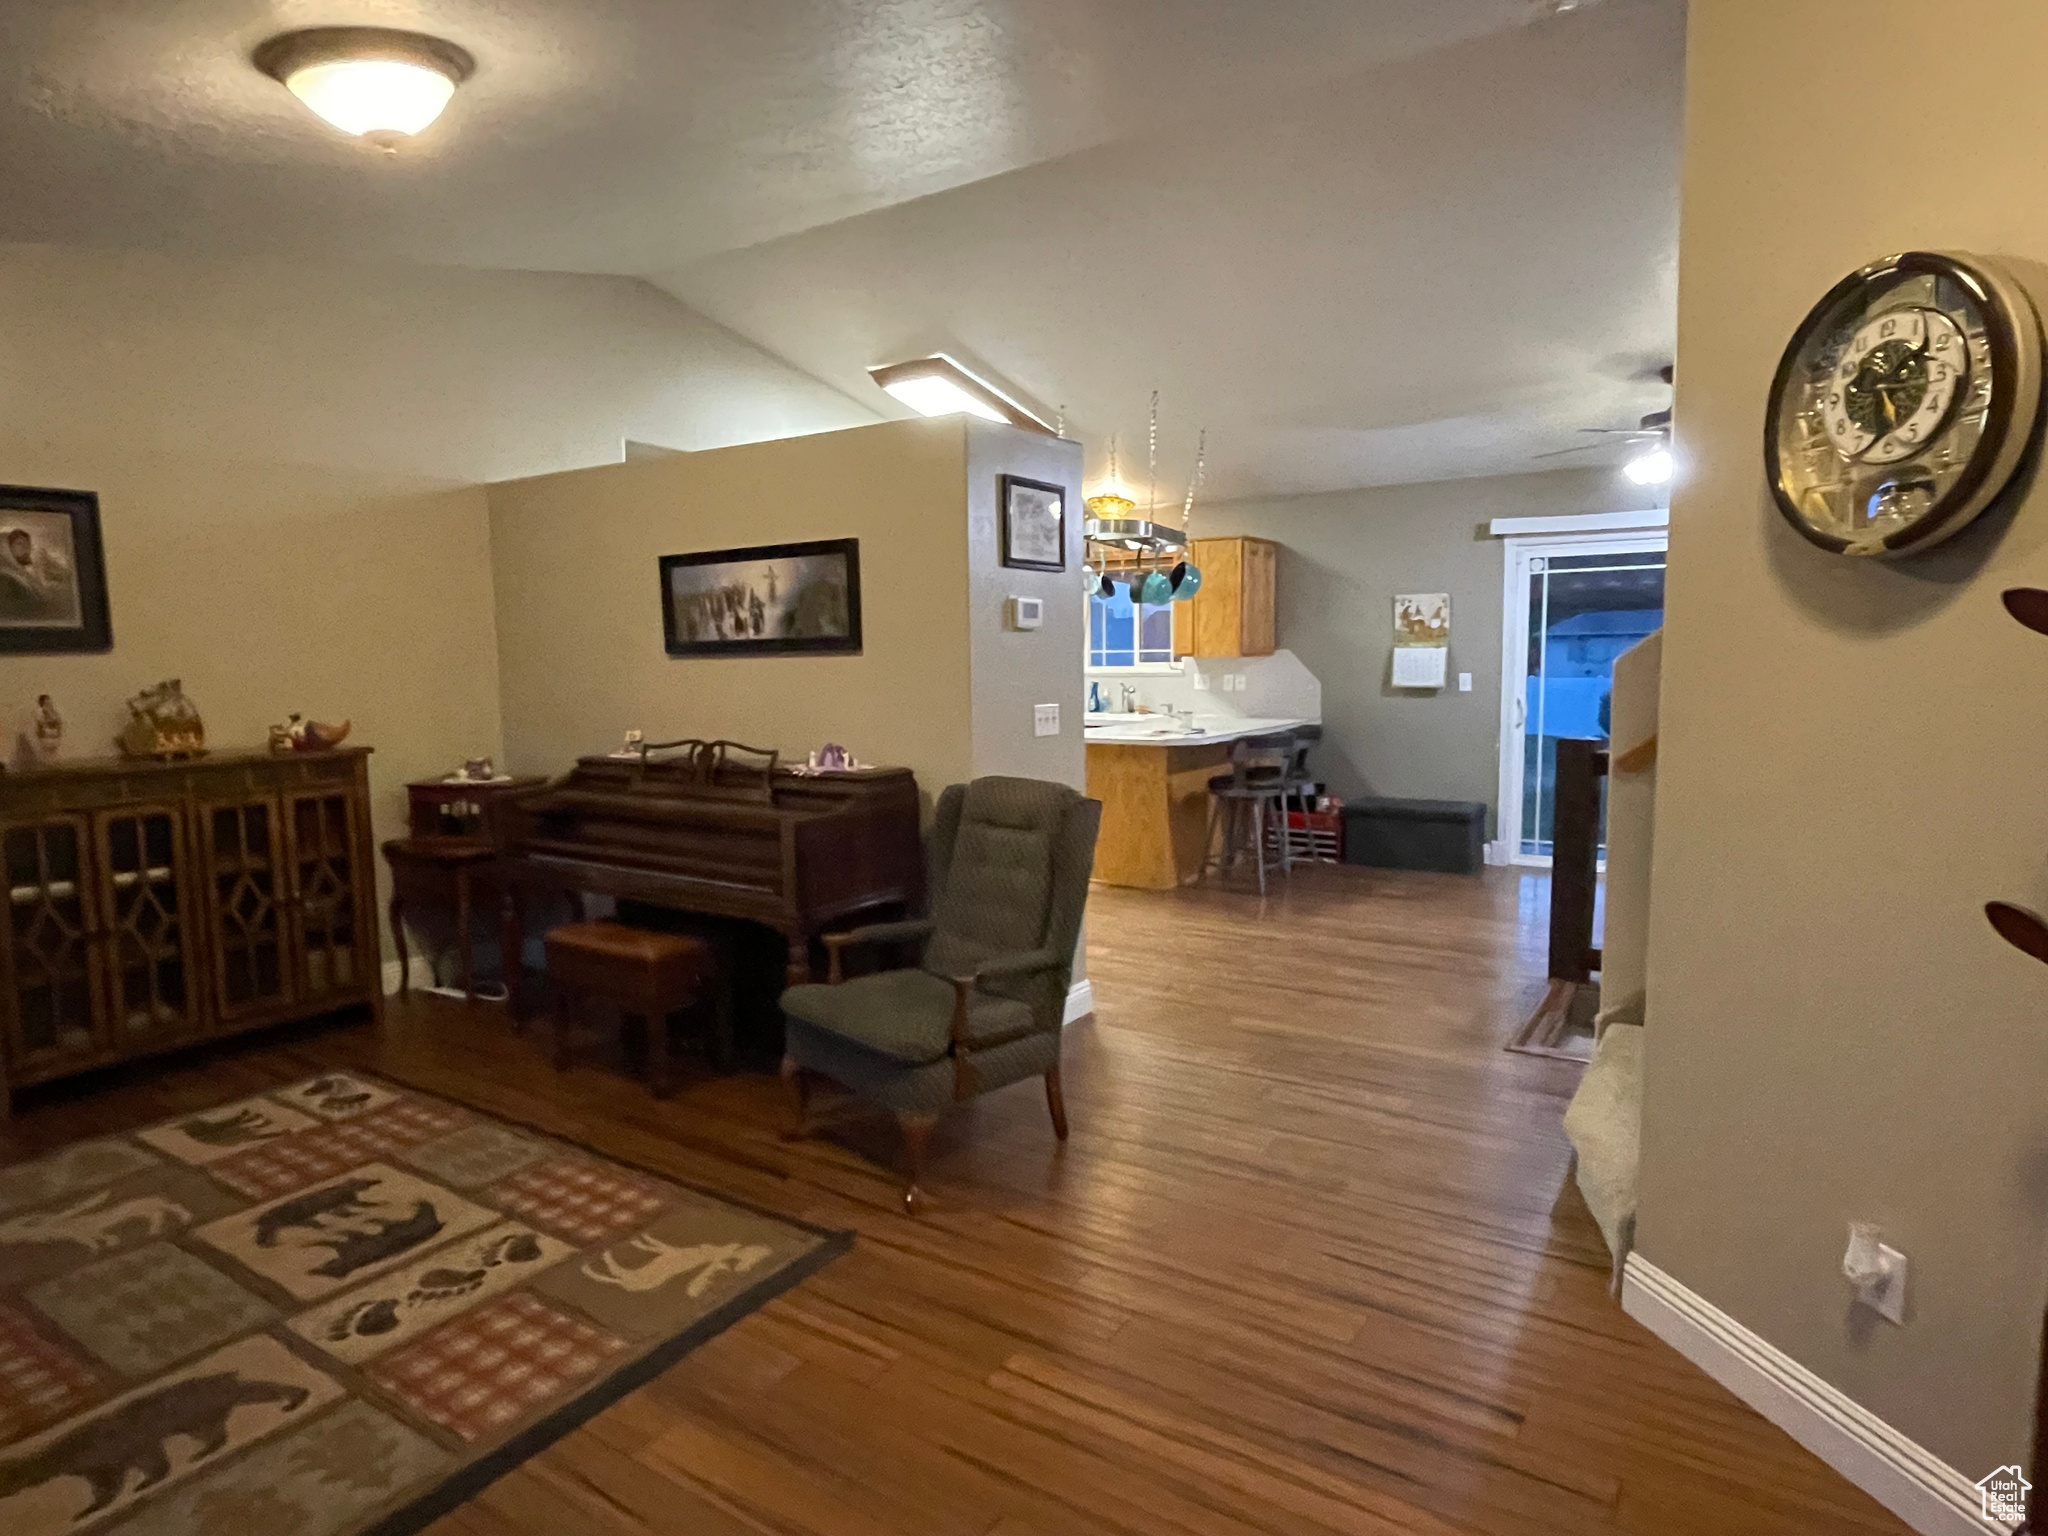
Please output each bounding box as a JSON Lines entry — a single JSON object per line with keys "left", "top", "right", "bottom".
{"left": 867, "top": 356, "right": 1055, "bottom": 435}
{"left": 254, "top": 27, "right": 474, "bottom": 143}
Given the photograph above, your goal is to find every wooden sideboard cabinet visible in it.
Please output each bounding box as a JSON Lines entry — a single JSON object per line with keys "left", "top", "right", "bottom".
{"left": 1172, "top": 535, "right": 1277, "bottom": 658}
{"left": 0, "top": 747, "right": 380, "bottom": 1115}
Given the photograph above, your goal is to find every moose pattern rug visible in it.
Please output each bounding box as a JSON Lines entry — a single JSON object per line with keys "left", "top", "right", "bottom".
{"left": 0, "top": 1073, "right": 847, "bottom": 1536}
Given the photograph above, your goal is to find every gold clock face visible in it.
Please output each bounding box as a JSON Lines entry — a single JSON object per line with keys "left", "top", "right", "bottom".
{"left": 1767, "top": 252, "right": 2043, "bottom": 557}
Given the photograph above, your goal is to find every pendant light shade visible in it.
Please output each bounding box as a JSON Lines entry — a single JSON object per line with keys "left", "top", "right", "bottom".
{"left": 255, "top": 27, "right": 475, "bottom": 142}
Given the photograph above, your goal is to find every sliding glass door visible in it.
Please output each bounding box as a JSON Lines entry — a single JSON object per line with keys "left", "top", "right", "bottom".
{"left": 1497, "top": 531, "right": 1667, "bottom": 865}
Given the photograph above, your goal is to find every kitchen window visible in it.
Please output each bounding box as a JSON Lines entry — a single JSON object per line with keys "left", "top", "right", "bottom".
{"left": 1088, "top": 578, "right": 1175, "bottom": 668}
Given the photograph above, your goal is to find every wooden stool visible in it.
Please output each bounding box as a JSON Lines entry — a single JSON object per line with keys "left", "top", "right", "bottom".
{"left": 542, "top": 920, "right": 717, "bottom": 1098}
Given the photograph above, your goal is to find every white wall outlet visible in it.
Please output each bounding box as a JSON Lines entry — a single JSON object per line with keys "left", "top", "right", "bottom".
{"left": 1192, "top": 671, "right": 1210, "bottom": 691}
{"left": 1843, "top": 1223, "right": 1908, "bottom": 1324}
{"left": 1458, "top": 672, "right": 1473, "bottom": 692}
{"left": 1220, "top": 674, "right": 1235, "bottom": 692}
{"left": 1033, "top": 703, "right": 1060, "bottom": 737}
{"left": 1233, "top": 673, "right": 1248, "bottom": 691}
{"left": 1009, "top": 595, "right": 1044, "bottom": 630}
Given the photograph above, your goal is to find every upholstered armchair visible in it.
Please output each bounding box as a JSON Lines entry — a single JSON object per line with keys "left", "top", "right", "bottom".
{"left": 779, "top": 776, "right": 1101, "bottom": 1210}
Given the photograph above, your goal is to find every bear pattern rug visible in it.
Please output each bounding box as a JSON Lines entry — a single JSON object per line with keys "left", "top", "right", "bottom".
{"left": 0, "top": 1073, "right": 846, "bottom": 1536}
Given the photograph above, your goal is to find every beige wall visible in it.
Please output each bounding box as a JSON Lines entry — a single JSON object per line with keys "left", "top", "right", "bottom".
{"left": 0, "top": 242, "right": 871, "bottom": 962}
{"left": 1199, "top": 467, "right": 1663, "bottom": 830}
{"left": 1641, "top": 0, "right": 2048, "bottom": 1473}
{"left": 488, "top": 419, "right": 979, "bottom": 796}
{"left": 964, "top": 421, "right": 1086, "bottom": 790}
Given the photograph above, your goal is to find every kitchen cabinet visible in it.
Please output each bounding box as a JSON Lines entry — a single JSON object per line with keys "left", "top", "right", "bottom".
{"left": 1173, "top": 536, "right": 1277, "bottom": 658}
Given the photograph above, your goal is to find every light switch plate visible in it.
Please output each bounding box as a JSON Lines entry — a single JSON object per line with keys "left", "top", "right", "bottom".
{"left": 1033, "top": 703, "right": 1060, "bottom": 737}
{"left": 1458, "top": 672, "right": 1473, "bottom": 692}
{"left": 1193, "top": 672, "right": 1210, "bottom": 691}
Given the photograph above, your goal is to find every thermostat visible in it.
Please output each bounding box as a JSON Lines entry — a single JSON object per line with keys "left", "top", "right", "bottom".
{"left": 1009, "top": 596, "right": 1044, "bottom": 630}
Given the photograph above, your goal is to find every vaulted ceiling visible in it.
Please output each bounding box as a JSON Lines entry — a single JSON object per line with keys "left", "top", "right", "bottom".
{"left": 0, "top": 0, "right": 1683, "bottom": 498}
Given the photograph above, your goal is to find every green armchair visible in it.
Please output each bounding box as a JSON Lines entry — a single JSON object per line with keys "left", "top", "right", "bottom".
{"left": 780, "top": 775, "right": 1101, "bottom": 1209}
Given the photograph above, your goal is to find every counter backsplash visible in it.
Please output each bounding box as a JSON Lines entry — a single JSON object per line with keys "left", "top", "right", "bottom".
{"left": 1086, "top": 650, "right": 1321, "bottom": 723}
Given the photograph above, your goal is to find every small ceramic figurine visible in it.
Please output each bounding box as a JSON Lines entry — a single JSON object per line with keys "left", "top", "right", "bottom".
{"left": 29, "top": 695, "right": 61, "bottom": 764}
{"left": 118, "top": 680, "right": 206, "bottom": 759}
{"left": 268, "top": 713, "right": 352, "bottom": 753}
{"left": 461, "top": 756, "right": 495, "bottom": 781}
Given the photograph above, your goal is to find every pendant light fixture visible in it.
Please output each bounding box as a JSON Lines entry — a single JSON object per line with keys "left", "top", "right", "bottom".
{"left": 255, "top": 27, "right": 475, "bottom": 144}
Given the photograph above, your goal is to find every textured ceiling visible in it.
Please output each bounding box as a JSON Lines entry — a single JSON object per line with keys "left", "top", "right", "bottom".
{"left": 0, "top": 0, "right": 1682, "bottom": 495}
{"left": 659, "top": 0, "right": 1685, "bottom": 499}
{"left": 0, "top": 0, "right": 1553, "bottom": 270}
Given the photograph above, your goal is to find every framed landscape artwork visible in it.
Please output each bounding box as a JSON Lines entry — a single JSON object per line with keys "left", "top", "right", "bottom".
{"left": 0, "top": 485, "right": 112, "bottom": 653}
{"left": 999, "top": 475, "right": 1066, "bottom": 571}
{"left": 659, "top": 538, "right": 862, "bottom": 657}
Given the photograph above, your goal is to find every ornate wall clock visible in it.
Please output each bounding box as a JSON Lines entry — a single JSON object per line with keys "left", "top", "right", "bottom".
{"left": 1766, "top": 251, "right": 2046, "bottom": 556}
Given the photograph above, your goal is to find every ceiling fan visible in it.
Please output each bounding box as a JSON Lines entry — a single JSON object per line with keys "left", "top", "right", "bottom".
{"left": 1537, "top": 364, "right": 1674, "bottom": 484}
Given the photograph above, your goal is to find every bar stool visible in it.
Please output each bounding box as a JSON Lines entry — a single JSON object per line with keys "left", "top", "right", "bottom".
{"left": 1203, "top": 732, "right": 1295, "bottom": 894}
{"left": 1278, "top": 725, "right": 1327, "bottom": 864}
{"left": 543, "top": 920, "right": 722, "bottom": 1098}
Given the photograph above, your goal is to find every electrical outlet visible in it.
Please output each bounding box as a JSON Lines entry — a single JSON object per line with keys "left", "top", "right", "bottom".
{"left": 1458, "top": 672, "right": 1473, "bottom": 692}
{"left": 1233, "top": 673, "right": 1248, "bottom": 691}
{"left": 1220, "top": 674, "right": 1235, "bottom": 692}
{"left": 1192, "top": 671, "right": 1209, "bottom": 691}
{"left": 1033, "top": 703, "right": 1060, "bottom": 737}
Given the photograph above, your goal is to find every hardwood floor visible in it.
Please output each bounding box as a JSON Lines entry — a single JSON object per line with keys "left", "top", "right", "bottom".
{"left": 0, "top": 864, "right": 1912, "bottom": 1536}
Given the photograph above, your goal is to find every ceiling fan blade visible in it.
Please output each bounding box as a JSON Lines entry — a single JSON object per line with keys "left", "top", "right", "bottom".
{"left": 1988, "top": 900, "right": 2048, "bottom": 967}
{"left": 2001, "top": 587, "right": 2048, "bottom": 636}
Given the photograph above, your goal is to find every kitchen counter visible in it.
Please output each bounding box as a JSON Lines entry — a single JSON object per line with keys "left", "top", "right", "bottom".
{"left": 1085, "top": 716, "right": 1318, "bottom": 889}
{"left": 1083, "top": 714, "right": 1313, "bottom": 746}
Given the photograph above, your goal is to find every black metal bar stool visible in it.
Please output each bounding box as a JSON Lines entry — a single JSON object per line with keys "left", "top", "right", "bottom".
{"left": 1202, "top": 732, "right": 1295, "bottom": 894}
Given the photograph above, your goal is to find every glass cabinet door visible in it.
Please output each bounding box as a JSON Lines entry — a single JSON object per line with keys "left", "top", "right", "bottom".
{"left": 284, "top": 789, "right": 365, "bottom": 1000}
{"left": 3, "top": 816, "right": 107, "bottom": 1068}
{"left": 203, "top": 798, "right": 294, "bottom": 1019}
{"left": 94, "top": 803, "right": 200, "bottom": 1044}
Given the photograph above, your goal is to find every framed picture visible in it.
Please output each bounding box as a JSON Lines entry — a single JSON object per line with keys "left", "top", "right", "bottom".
{"left": 1000, "top": 475, "right": 1066, "bottom": 571}
{"left": 0, "top": 486, "right": 111, "bottom": 654}
{"left": 659, "top": 537, "right": 862, "bottom": 657}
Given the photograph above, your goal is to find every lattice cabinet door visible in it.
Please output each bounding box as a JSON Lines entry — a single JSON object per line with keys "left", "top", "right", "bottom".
{"left": 92, "top": 802, "right": 202, "bottom": 1046}
{"left": 1, "top": 815, "right": 109, "bottom": 1072}
{"left": 283, "top": 788, "right": 371, "bottom": 1001}
{"left": 200, "top": 797, "right": 295, "bottom": 1021}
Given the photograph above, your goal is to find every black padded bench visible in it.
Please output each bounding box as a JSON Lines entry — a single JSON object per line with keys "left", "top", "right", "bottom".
{"left": 1340, "top": 798, "right": 1487, "bottom": 875}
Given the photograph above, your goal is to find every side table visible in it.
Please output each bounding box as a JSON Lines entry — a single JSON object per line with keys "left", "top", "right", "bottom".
{"left": 382, "top": 838, "right": 504, "bottom": 1000}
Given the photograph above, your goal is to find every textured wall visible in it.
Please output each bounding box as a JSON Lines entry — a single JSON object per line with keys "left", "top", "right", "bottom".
{"left": 1639, "top": 0, "right": 2048, "bottom": 1473}
{"left": 0, "top": 242, "right": 870, "bottom": 961}
{"left": 1198, "top": 467, "right": 1662, "bottom": 832}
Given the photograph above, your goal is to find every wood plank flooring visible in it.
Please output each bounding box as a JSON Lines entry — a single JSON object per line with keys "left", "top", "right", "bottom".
{"left": 0, "top": 864, "right": 1912, "bottom": 1536}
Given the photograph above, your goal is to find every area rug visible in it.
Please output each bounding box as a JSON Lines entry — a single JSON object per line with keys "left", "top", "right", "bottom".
{"left": 0, "top": 1071, "right": 849, "bottom": 1536}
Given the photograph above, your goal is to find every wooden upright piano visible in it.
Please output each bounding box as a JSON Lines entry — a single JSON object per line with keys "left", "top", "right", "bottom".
{"left": 494, "top": 742, "right": 922, "bottom": 991}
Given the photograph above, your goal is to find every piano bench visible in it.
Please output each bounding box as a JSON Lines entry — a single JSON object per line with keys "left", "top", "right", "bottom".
{"left": 543, "top": 920, "right": 720, "bottom": 1098}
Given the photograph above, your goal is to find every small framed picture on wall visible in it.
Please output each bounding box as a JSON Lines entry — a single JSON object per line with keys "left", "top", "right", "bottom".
{"left": 999, "top": 475, "right": 1066, "bottom": 572}
{"left": 0, "top": 485, "right": 112, "bottom": 654}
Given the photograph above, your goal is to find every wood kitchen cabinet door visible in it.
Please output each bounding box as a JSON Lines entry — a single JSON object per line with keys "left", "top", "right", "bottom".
{"left": 1173, "top": 536, "right": 1278, "bottom": 657}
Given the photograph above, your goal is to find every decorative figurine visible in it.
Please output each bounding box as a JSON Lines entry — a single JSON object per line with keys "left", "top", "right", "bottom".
{"left": 117, "top": 680, "right": 205, "bottom": 759}
{"left": 28, "top": 694, "right": 61, "bottom": 764}
{"left": 609, "top": 728, "right": 646, "bottom": 759}
{"left": 268, "top": 712, "right": 352, "bottom": 753}
{"left": 797, "top": 742, "right": 870, "bottom": 774}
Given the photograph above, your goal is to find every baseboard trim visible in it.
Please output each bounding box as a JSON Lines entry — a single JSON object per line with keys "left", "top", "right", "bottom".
{"left": 1621, "top": 1254, "right": 2010, "bottom": 1536}
{"left": 1063, "top": 979, "right": 1095, "bottom": 1025}
{"left": 381, "top": 957, "right": 438, "bottom": 996}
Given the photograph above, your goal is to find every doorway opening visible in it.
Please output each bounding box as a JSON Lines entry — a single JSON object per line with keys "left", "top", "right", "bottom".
{"left": 1496, "top": 530, "right": 1667, "bottom": 866}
